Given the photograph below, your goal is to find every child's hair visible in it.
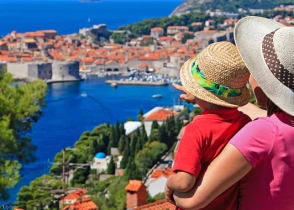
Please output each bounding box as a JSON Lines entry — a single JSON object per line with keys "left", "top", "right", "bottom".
{"left": 267, "top": 99, "right": 282, "bottom": 116}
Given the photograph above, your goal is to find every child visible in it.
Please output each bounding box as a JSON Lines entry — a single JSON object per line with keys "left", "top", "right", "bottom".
{"left": 165, "top": 41, "right": 251, "bottom": 210}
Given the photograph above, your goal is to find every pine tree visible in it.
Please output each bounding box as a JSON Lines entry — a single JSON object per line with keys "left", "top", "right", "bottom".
{"left": 89, "top": 138, "right": 98, "bottom": 155}
{"left": 115, "top": 121, "right": 120, "bottom": 142}
{"left": 119, "top": 123, "right": 125, "bottom": 136}
{"left": 125, "top": 157, "right": 140, "bottom": 180}
{"left": 107, "top": 138, "right": 114, "bottom": 155}
{"left": 129, "top": 135, "right": 137, "bottom": 157}
{"left": 0, "top": 69, "right": 47, "bottom": 200}
{"left": 140, "top": 124, "right": 148, "bottom": 145}
{"left": 135, "top": 136, "right": 142, "bottom": 154}
{"left": 120, "top": 142, "right": 129, "bottom": 169}
{"left": 97, "top": 135, "right": 107, "bottom": 153}
{"left": 151, "top": 120, "right": 159, "bottom": 130}
{"left": 175, "top": 118, "right": 183, "bottom": 134}
{"left": 118, "top": 135, "right": 125, "bottom": 153}
{"left": 107, "top": 156, "right": 116, "bottom": 174}
{"left": 137, "top": 109, "right": 144, "bottom": 121}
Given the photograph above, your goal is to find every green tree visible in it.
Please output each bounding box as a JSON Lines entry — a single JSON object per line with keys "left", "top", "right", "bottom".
{"left": 110, "top": 32, "right": 129, "bottom": 44}
{"left": 15, "top": 175, "right": 61, "bottom": 209}
{"left": 120, "top": 142, "right": 130, "bottom": 169}
{"left": 151, "top": 120, "right": 159, "bottom": 130}
{"left": 107, "top": 156, "right": 116, "bottom": 174}
{"left": 181, "top": 33, "right": 195, "bottom": 44}
{"left": 140, "top": 124, "right": 148, "bottom": 145}
{"left": 137, "top": 109, "right": 144, "bottom": 121}
{"left": 118, "top": 135, "right": 126, "bottom": 153}
{"left": 71, "top": 166, "right": 90, "bottom": 185}
{"left": 135, "top": 141, "right": 167, "bottom": 176}
{"left": 0, "top": 69, "right": 47, "bottom": 200}
{"left": 125, "top": 157, "right": 140, "bottom": 180}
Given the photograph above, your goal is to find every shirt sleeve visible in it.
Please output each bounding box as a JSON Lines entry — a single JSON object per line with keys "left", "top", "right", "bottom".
{"left": 173, "top": 123, "right": 202, "bottom": 177}
{"left": 230, "top": 118, "right": 275, "bottom": 168}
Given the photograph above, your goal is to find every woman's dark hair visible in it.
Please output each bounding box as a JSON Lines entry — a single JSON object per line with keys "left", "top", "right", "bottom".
{"left": 267, "top": 99, "right": 283, "bottom": 116}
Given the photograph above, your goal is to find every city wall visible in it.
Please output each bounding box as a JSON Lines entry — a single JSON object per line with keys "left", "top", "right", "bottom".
{"left": 7, "top": 61, "right": 80, "bottom": 82}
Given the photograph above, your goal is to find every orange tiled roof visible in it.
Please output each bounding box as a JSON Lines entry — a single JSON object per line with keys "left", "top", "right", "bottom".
{"left": 61, "top": 189, "right": 88, "bottom": 202}
{"left": 191, "top": 22, "right": 202, "bottom": 26}
{"left": 125, "top": 180, "right": 144, "bottom": 192}
{"left": 199, "top": 30, "right": 218, "bottom": 33}
{"left": 171, "top": 41, "right": 181, "bottom": 46}
{"left": 63, "top": 198, "right": 98, "bottom": 210}
{"left": 150, "top": 168, "right": 175, "bottom": 179}
{"left": 151, "top": 27, "right": 164, "bottom": 32}
{"left": 0, "top": 51, "right": 9, "bottom": 55}
{"left": 167, "top": 26, "right": 188, "bottom": 30}
{"left": 80, "top": 57, "right": 94, "bottom": 63}
{"left": 139, "top": 63, "right": 149, "bottom": 68}
{"left": 135, "top": 199, "right": 175, "bottom": 210}
{"left": 145, "top": 110, "right": 176, "bottom": 121}
{"left": 0, "top": 56, "right": 18, "bottom": 62}
{"left": 138, "top": 55, "right": 159, "bottom": 61}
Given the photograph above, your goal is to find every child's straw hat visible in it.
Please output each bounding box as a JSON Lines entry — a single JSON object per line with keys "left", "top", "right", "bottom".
{"left": 180, "top": 41, "right": 250, "bottom": 107}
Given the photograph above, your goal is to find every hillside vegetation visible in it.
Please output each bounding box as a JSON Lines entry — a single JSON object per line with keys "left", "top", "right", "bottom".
{"left": 170, "top": 0, "right": 294, "bottom": 15}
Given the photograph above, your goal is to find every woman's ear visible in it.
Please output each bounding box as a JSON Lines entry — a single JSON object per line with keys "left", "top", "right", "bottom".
{"left": 249, "top": 75, "right": 268, "bottom": 108}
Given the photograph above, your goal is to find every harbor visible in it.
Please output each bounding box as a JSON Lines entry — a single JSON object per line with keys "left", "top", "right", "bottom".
{"left": 105, "top": 80, "right": 168, "bottom": 86}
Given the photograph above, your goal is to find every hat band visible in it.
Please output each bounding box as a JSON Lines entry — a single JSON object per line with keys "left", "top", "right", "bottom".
{"left": 262, "top": 29, "right": 294, "bottom": 89}
{"left": 191, "top": 55, "right": 244, "bottom": 98}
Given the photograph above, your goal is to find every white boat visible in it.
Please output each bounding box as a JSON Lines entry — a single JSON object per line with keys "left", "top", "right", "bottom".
{"left": 152, "top": 94, "right": 162, "bottom": 98}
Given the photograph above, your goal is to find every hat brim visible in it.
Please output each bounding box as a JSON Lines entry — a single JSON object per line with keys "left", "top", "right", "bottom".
{"left": 234, "top": 16, "right": 294, "bottom": 115}
{"left": 180, "top": 57, "right": 250, "bottom": 108}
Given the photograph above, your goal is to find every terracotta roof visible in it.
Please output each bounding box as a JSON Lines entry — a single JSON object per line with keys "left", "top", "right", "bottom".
{"left": 139, "top": 63, "right": 149, "bottom": 68}
{"left": 24, "top": 38, "right": 36, "bottom": 43}
{"left": 191, "top": 22, "right": 202, "bottom": 26}
{"left": 150, "top": 168, "right": 175, "bottom": 179}
{"left": 151, "top": 27, "right": 164, "bottom": 32}
{"left": 138, "top": 55, "right": 160, "bottom": 61}
{"left": 63, "top": 198, "right": 98, "bottom": 210}
{"left": 0, "top": 56, "right": 18, "bottom": 62}
{"left": 61, "top": 189, "right": 88, "bottom": 202}
{"left": 125, "top": 180, "right": 144, "bottom": 192}
{"left": 145, "top": 110, "right": 176, "bottom": 121}
{"left": 80, "top": 57, "right": 94, "bottom": 63}
{"left": 171, "top": 41, "right": 181, "bottom": 46}
{"left": 199, "top": 30, "right": 218, "bottom": 33}
{"left": 167, "top": 26, "right": 188, "bottom": 30}
{"left": 135, "top": 199, "right": 175, "bottom": 210}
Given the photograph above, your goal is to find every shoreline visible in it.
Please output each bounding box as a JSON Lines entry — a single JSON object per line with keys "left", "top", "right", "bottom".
{"left": 105, "top": 79, "right": 169, "bottom": 86}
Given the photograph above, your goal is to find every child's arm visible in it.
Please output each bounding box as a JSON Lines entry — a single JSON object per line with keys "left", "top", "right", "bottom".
{"left": 167, "top": 171, "right": 196, "bottom": 192}
{"left": 165, "top": 171, "right": 196, "bottom": 204}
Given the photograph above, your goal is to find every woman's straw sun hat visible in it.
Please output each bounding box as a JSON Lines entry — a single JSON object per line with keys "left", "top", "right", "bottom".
{"left": 180, "top": 41, "right": 250, "bottom": 108}
{"left": 234, "top": 16, "right": 294, "bottom": 115}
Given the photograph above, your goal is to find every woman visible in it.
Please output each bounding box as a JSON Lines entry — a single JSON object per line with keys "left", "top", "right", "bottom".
{"left": 172, "top": 16, "right": 294, "bottom": 210}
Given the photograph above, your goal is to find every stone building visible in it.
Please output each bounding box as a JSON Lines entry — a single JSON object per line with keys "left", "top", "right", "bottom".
{"left": 51, "top": 61, "right": 80, "bottom": 82}
{"left": 150, "top": 27, "right": 164, "bottom": 39}
{"left": 6, "top": 61, "right": 80, "bottom": 82}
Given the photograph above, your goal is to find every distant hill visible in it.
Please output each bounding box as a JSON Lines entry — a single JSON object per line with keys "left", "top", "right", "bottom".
{"left": 170, "top": 0, "right": 294, "bottom": 16}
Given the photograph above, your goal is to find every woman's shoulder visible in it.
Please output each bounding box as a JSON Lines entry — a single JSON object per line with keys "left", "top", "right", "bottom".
{"left": 246, "top": 116, "right": 277, "bottom": 130}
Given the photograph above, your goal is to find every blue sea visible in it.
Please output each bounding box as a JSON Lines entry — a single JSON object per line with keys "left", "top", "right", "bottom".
{"left": 0, "top": 0, "right": 182, "bottom": 36}
{"left": 0, "top": 0, "right": 184, "bottom": 205}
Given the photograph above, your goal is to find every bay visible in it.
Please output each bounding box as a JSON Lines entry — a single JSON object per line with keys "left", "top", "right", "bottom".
{"left": 0, "top": 0, "right": 182, "bottom": 36}
{"left": 0, "top": 0, "right": 184, "bottom": 205}
{"left": 4, "top": 79, "right": 182, "bottom": 205}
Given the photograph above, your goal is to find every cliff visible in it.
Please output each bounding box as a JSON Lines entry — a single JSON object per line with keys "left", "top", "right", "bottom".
{"left": 170, "top": 0, "right": 294, "bottom": 16}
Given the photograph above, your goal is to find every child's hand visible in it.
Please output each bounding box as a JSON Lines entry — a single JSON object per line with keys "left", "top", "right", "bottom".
{"left": 165, "top": 183, "right": 175, "bottom": 204}
{"left": 172, "top": 83, "right": 197, "bottom": 104}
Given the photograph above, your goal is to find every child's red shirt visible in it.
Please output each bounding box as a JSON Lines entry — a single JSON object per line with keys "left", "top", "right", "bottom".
{"left": 173, "top": 108, "right": 251, "bottom": 210}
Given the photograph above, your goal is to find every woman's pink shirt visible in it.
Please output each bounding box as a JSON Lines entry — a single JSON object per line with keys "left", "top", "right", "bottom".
{"left": 230, "top": 113, "right": 294, "bottom": 210}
